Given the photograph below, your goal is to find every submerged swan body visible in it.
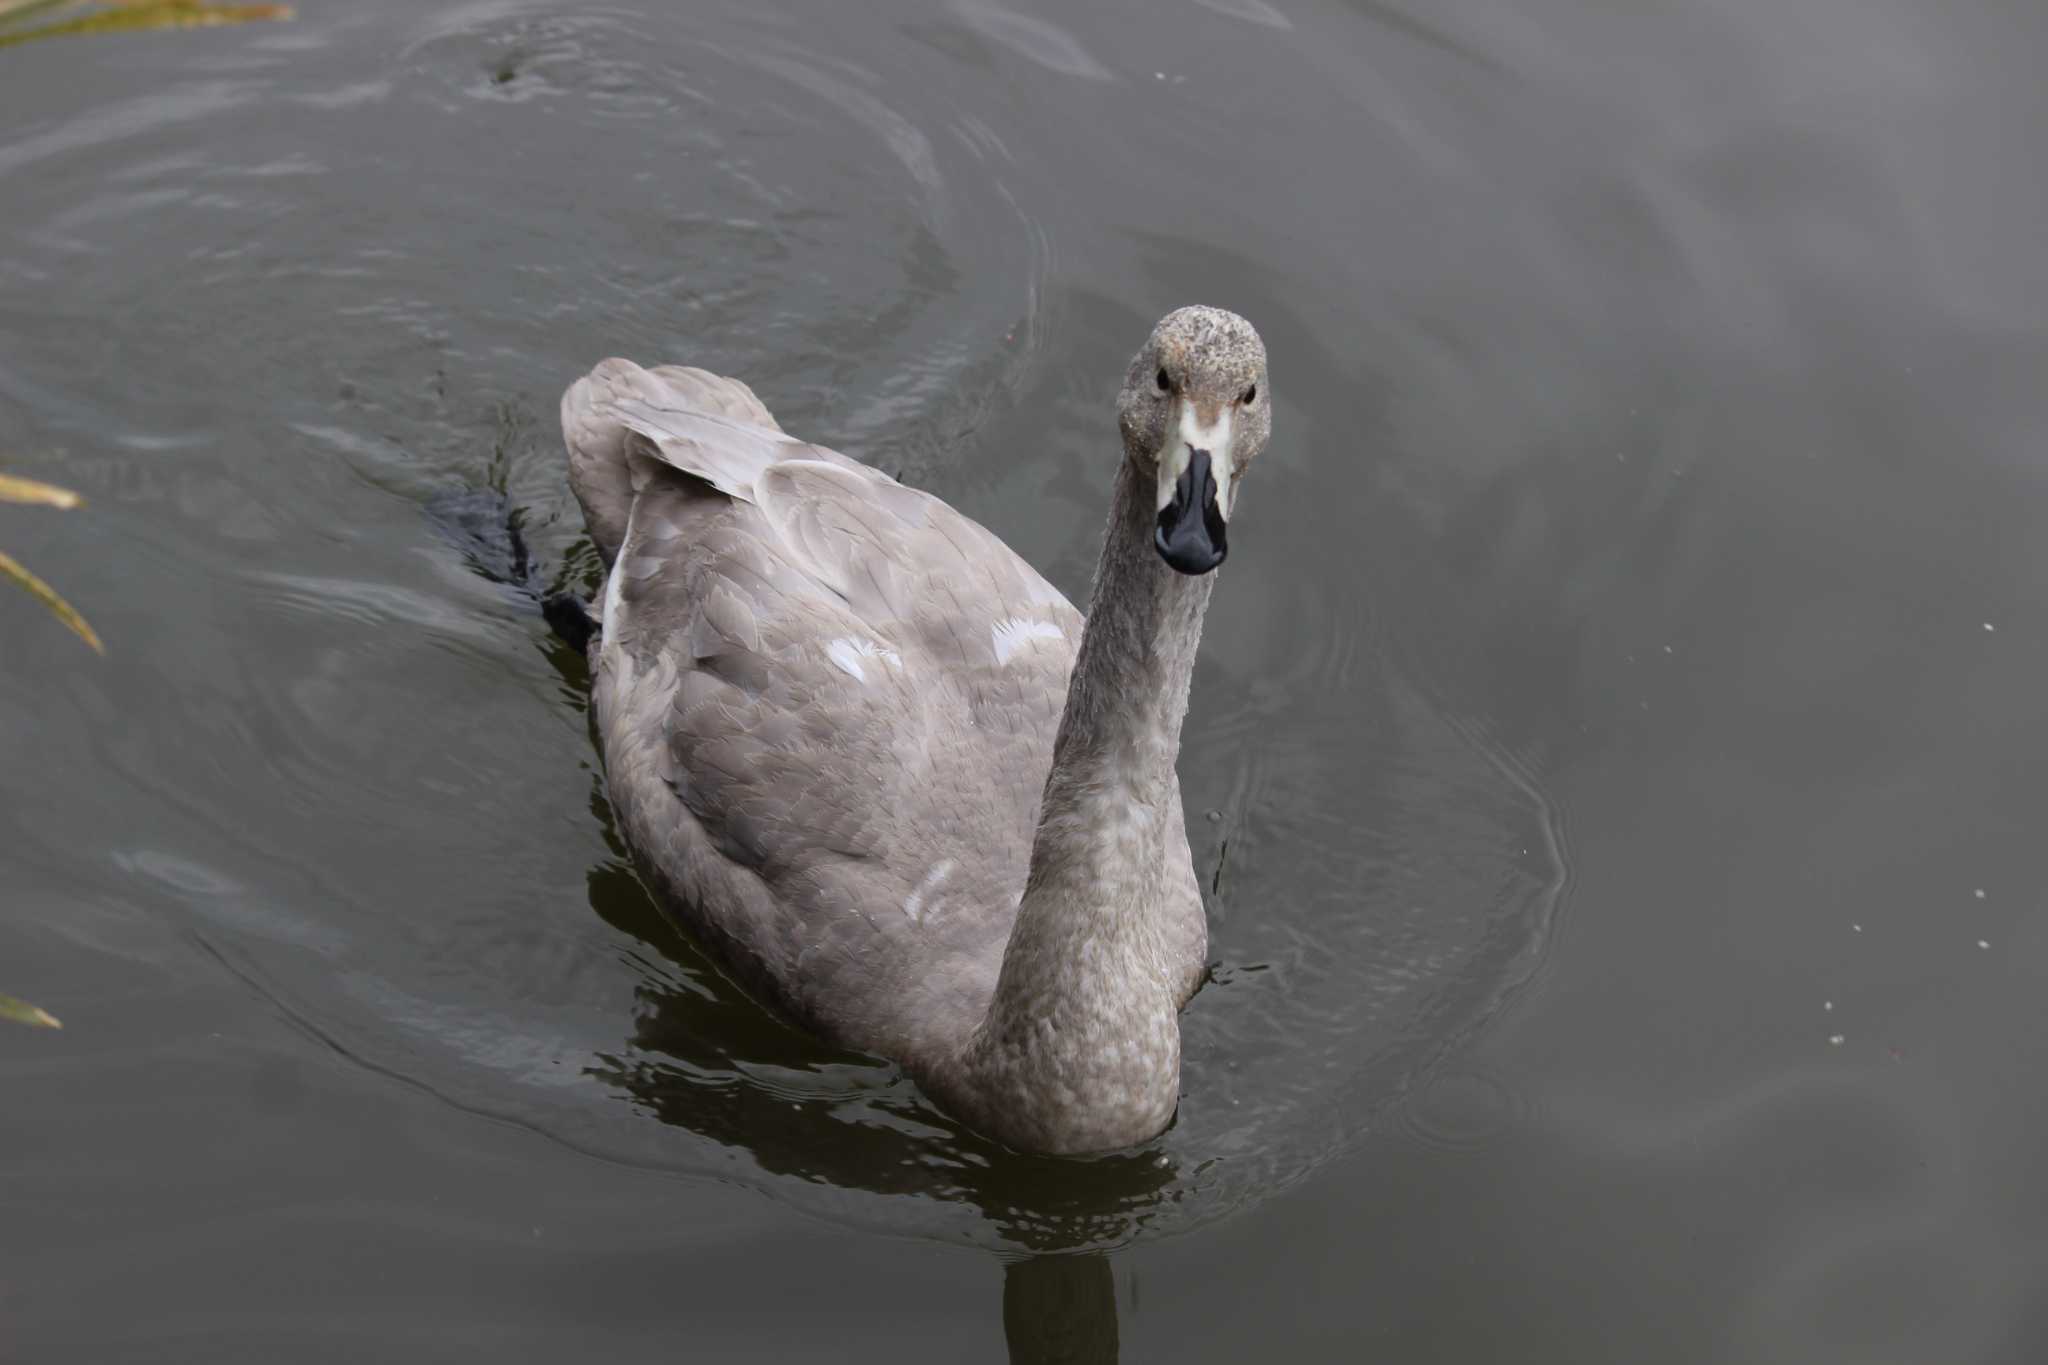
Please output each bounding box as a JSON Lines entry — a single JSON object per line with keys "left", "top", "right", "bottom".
{"left": 561, "top": 308, "right": 1270, "bottom": 1154}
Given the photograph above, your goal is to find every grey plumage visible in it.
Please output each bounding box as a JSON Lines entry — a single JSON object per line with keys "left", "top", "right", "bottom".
{"left": 562, "top": 307, "right": 1270, "bottom": 1154}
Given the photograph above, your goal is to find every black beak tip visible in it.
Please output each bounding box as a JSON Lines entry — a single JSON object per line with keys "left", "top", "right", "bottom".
{"left": 1154, "top": 522, "right": 1227, "bottom": 575}
{"left": 1153, "top": 446, "right": 1230, "bottom": 575}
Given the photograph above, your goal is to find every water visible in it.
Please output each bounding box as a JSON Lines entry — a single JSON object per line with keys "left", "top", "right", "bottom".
{"left": 2, "top": 1, "right": 2044, "bottom": 1359}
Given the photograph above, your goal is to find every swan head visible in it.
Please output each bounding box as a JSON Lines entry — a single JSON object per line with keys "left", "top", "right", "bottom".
{"left": 1117, "top": 306, "right": 1269, "bottom": 576}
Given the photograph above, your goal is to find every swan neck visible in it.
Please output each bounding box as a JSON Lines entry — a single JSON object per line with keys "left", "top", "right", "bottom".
{"left": 940, "top": 456, "right": 1213, "bottom": 1154}
{"left": 1055, "top": 455, "right": 1215, "bottom": 783}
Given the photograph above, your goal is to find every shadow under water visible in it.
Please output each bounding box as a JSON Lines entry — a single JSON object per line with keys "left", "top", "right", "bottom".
{"left": 1004, "top": 1254, "right": 1120, "bottom": 1365}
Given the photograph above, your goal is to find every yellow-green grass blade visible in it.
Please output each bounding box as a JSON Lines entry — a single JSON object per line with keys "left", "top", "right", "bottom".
{"left": 0, "top": 473, "right": 83, "bottom": 509}
{"left": 0, "top": 550, "right": 102, "bottom": 653}
{"left": 0, "top": 0, "right": 84, "bottom": 27}
{"left": 0, "top": 993, "right": 62, "bottom": 1029}
{"left": 0, "top": 1, "right": 292, "bottom": 47}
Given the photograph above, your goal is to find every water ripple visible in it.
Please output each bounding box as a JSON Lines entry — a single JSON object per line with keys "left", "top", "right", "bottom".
{"left": 947, "top": 0, "right": 1116, "bottom": 81}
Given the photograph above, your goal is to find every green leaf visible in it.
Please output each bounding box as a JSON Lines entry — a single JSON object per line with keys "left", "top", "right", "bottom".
{"left": 0, "top": 549, "right": 103, "bottom": 653}
{"left": 0, "top": 993, "right": 62, "bottom": 1029}
{"left": 0, "top": 1, "right": 83, "bottom": 26}
{"left": 0, "top": 1, "right": 293, "bottom": 47}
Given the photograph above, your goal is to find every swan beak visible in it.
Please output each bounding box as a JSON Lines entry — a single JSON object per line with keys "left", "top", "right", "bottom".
{"left": 1155, "top": 402, "right": 1232, "bottom": 575}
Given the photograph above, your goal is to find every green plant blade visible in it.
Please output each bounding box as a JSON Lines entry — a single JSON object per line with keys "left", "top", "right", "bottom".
{"left": 0, "top": 993, "right": 62, "bottom": 1029}
{"left": 0, "top": 0, "right": 84, "bottom": 26}
{"left": 0, "top": 1, "right": 292, "bottom": 47}
{"left": 0, "top": 473, "right": 83, "bottom": 509}
{"left": 0, "top": 549, "right": 103, "bottom": 653}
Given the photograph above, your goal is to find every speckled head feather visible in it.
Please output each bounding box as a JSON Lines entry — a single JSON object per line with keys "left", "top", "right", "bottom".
{"left": 1117, "top": 306, "right": 1270, "bottom": 476}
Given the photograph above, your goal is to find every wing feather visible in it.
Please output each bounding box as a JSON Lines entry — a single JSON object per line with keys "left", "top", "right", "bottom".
{"left": 570, "top": 357, "right": 1085, "bottom": 1055}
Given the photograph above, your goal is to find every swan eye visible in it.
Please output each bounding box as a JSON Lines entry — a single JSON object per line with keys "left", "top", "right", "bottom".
{"left": 1155, "top": 367, "right": 1172, "bottom": 394}
{"left": 1241, "top": 383, "right": 1257, "bottom": 405}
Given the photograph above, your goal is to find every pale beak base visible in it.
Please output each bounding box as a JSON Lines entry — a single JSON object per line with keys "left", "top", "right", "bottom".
{"left": 1153, "top": 401, "right": 1234, "bottom": 575}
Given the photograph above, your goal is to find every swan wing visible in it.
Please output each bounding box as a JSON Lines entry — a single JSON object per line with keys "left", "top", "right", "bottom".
{"left": 567, "top": 359, "right": 1080, "bottom": 1052}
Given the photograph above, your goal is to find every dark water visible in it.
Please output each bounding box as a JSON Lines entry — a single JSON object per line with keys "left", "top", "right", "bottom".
{"left": 4, "top": 0, "right": 2045, "bottom": 1358}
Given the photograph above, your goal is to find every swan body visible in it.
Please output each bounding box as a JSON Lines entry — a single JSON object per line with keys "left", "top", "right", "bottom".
{"left": 561, "top": 307, "right": 1270, "bottom": 1154}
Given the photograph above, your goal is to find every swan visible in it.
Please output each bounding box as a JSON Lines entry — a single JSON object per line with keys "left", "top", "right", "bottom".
{"left": 559, "top": 306, "right": 1269, "bottom": 1154}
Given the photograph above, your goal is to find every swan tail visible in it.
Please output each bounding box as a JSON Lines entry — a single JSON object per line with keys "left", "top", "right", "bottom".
{"left": 561, "top": 358, "right": 787, "bottom": 565}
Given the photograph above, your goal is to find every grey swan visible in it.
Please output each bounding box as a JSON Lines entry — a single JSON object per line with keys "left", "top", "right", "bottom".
{"left": 560, "top": 307, "right": 1270, "bottom": 1155}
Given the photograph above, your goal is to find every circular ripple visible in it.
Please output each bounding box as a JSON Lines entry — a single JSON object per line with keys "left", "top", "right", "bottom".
{"left": 1396, "top": 1068, "right": 1529, "bottom": 1153}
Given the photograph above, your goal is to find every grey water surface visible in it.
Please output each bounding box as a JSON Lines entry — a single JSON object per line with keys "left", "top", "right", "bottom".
{"left": 4, "top": 0, "right": 2046, "bottom": 1360}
